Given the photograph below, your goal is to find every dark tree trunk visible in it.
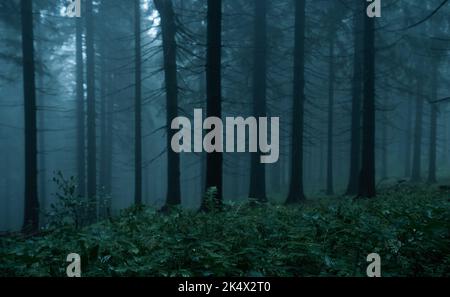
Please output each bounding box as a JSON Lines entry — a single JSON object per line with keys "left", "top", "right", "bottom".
{"left": 249, "top": 0, "right": 267, "bottom": 202}
{"left": 319, "top": 138, "right": 325, "bottom": 184}
{"left": 381, "top": 94, "right": 388, "bottom": 180}
{"left": 427, "top": 61, "right": 439, "bottom": 184}
{"left": 21, "top": 0, "right": 39, "bottom": 233}
{"left": 86, "top": 0, "right": 97, "bottom": 219}
{"left": 286, "top": 0, "right": 306, "bottom": 204}
{"left": 99, "top": 39, "right": 107, "bottom": 193}
{"left": 428, "top": 105, "right": 438, "bottom": 183}
{"left": 404, "top": 97, "right": 412, "bottom": 177}
{"left": 38, "top": 86, "right": 46, "bottom": 213}
{"left": 154, "top": 0, "right": 181, "bottom": 206}
{"left": 444, "top": 112, "right": 449, "bottom": 175}
{"left": 271, "top": 161, "right": 281, "bottom": 194}
{"left": 411, "top": 81, "right": 424, "bottom": 183}
{"left": 326, "top": 33, "right": 335, "bottom": 196}
{"left": 134, "top": 0, "right": 142, "bottom": 205}
{"left": 2, "top": 155, "right": 11, "bottom": 229}
{"left": 200, "top": 83, "right": 207, "bottom": 194}
{"left": 204, "top": 0, "right": 223, "bottom": 206}
{"left": 76, "top": 15, "right": 86, "bottom": 197}
{"left": 105, "top": 72, "right": 113, "bottom": 195}
{"left": 381, "top": 118, "right": 388, "bottom": 180}
{"left": 98, "top": 50, "right": 109, "bottom": 218}
{"left": 36, "top": 32, "right": 46, "bottom": 211}
{"left": 358, "top": 13, "right": 376, "bottom": 198}
{"left": 346, "top": 0, "right": 363, "bottom": 195}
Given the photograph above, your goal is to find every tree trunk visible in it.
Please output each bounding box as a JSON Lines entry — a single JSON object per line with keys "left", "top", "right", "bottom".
{"left": 271, "top": 161, "right": 281, "bottom": 195}
{"left": 99, "top": 41, "right": 107, "bottom": 193}
{"left": 154, "top": 0, "right": 181, "bottom": 206}
{"left": 411, "top": 80, "right": 423, "bottom": 183}
{"left": 2, "top": 155, "right": 11, "bottom": 229}
{"left": 381, "top": 95, "right": 388, "bottom": 180}
{"left": 249, "top": 0, "right": 267, "bottom": 202}
{"left": 134, "top": 0, "right": 143, "bottom": 205}
{"left": 286, "top": 0, "right": 306, "bottom": 204}
{"left": 346, "top": 0, "right": 363, "bottom": 195}
{"left": 204, "top": 0, "right": 223, "bottom": 207}
{"left": 21, "top": 0, "right": 39, "bottom": 233}
{"left": 76, "top": 16, "right": 85, "bottom": 198}
{"left": 326, "top": 33, "right": 335, "bottom": 196}
{"left": 86, "top": 0, "right": 97, "bottom": 219}
{"left": 38, "top": 81, "right": 46, "bottom": 212}
{"left": 404, "top": 97, "right": 412, "bottom": 177}
{"left": 428, "top": 105, "right": 438, "bottom": 183}
{"left": 358, "top": 12, "right": 376, "bottom": 198}
{"left": 444, "top": 110, "right": 449, "bottom": 175}
{"left": 36, "top": 29, "right": 46, "bottom": 212}
{"left": 105, "top": 72, "right": 113, "bottom": 195}
{"left": 427, "top": 61, "right": 439, "bottom": 184}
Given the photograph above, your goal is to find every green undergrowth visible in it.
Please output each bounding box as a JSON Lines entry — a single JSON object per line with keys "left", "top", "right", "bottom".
{"left": 1, "top": 184, "right": 449, "bottom": 277}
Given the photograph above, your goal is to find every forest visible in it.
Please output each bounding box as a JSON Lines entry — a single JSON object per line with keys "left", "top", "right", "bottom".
{"left": 0, "top": 0, "right": 449, "bottom": 277}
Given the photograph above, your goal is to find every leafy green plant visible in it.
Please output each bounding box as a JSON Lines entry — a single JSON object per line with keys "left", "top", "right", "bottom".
{"left": 44, "top": 171, "right": 111, "bottom": 230}
{"left": 1, "top": 184, "right": 449, "bottom": 277}
{"left": 202, "top": 187, "right": 220, "bottom": 212}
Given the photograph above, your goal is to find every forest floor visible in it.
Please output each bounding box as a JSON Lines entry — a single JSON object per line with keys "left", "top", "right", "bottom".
{"left": 1, "top": 183, "right": 449, "bottom": 277}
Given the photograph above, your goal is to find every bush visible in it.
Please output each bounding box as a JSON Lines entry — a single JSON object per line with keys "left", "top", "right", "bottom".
{"left": 0, "top": 185, "right": 449, "bottom": 277}
{"left": 44, "top": 171, "right": 111, "bottom": 230}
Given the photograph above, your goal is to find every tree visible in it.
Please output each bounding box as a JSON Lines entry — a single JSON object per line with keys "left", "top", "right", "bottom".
{"left": 21, "top": 0, "right": 39, "bottom": 232}
{"left": 404, "top": 97, "right": 413, "bottom": 177}
{"left": 154, "top": 0, "right": 181, "bottom": 207}
{"left": 134, "top": 0, "right": 142, "bottom": 205}
{"left": 35, "top": 12, "right": 46, "bottom": 212}
{"left": 380, "top": 96, "right": 388, "bottom": 180}
{"left": 326, "top": 28, "right": 335, "bottom": 196}
{"left": 286, "top": 0, "right": 306, "bottom": 204}
{"left": 76, "top": 8, "right": 85, "bottom": 198}
{"left": 204, "top": 0, "right": 223, "bottom": 207}
{"left": 346, "top": 0, "right": 363, "bottom": 195}
{"left": 86, "top": 0, "right": 97, "bottom": 215}
{"left": 358, "top": 10, "right": 376, "bottom": 198}
{"left": 411, "top": 75, "right": 424, "bottom": 183}
{"left": 248, "top": 0, "right": 267, "bottom": 202}
{"left": 427, "top": 57, "right": 439, "bottom": 184}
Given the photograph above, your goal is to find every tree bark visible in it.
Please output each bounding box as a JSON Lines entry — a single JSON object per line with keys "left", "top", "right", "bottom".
{"left": 286, "top": 0, "right": 306, "bottom": 204}
{"left": 427, "top": 61, "right": 439, "bottom": 184}
{"left": 404, "top": 97, "right": 412, "bottom": 177}
{"left": 326, "top": 33, "right": 335, "bottom": 196}
{"left": 134, "top": 0, "right": 143, "bottom": 205}
{"left": 99, "top": 36, "right": 107, "bottom": 194}
{"left": 411, "top": 80, "right": 424, "bottom": 183}
{"left": 36, "top": 23, "right": 46, "bottom": 212}
{"left": 346, "top": 0, "right": 363, "bottom": 195}
{"left": 76, "top": 15, "right": 86, "bottom": 197}
{"left": 249, "top": 0, "right": 267, "bottom": 202}
{"left": 21, "top": 0, "right": 39, "bottom": 232}
{"left": 154, "top": 0, "right": 181, "bottom": 206}
{"left": 381, "top": 94, "right": 388, "bottom": 180}
{"left": 204, "top": 0, "right": 223, "bottom": 207}
{"left": 358, "top": 12, "right": 376, "bottom": 198}
{"left": 86, "top": 0, "right": 97, "bottom": 219}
